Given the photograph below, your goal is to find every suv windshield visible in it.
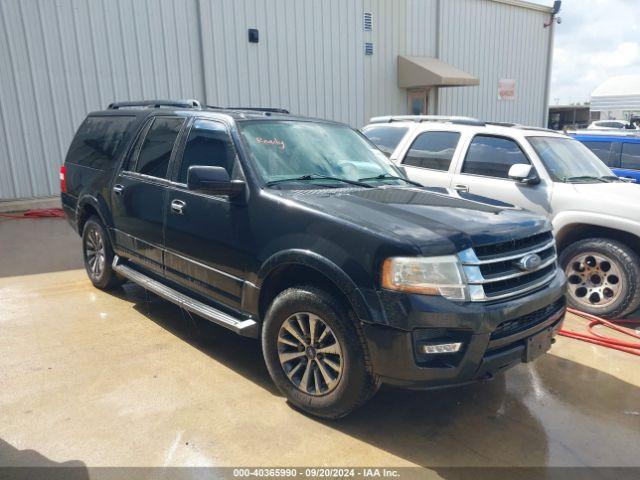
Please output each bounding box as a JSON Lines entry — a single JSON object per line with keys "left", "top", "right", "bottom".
{"left": 238, "top": 121, "right": 403, "bottom": 187}
{"left": 528, "top": 136, "right": 617, "bottom": 183}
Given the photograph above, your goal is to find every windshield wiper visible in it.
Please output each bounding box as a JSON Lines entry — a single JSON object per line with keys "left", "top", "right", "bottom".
{"left": 599, "top": 175, "right": 622, "bottom": 182}
{"left": 265, "top": 174, "right": 373, "bottom": 188}
{"left": 358, "top": 173, "right": 423, "bottom": 187}
{"left": 562, "top": 175, "right": 608, "bottom": 183}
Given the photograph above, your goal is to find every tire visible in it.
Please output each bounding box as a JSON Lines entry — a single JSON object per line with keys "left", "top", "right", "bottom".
{"left": 262, "top": 286, "right": 380, "bottom": 419}
{"left": 559, "top": 238, "right": 640, "bottom": 318}
{"left": 81, "top": 216, "right": 124, "bottom": 290}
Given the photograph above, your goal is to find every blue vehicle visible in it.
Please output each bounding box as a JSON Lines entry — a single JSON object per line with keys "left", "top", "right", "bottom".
{"left": 570, "top": 131, "right": 640, "bottom": 183}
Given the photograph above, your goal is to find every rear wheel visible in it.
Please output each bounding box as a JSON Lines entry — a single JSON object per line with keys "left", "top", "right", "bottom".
{"left": 82, "top": 217, "right": 124, "bottom": 290}
{"left": 262, "top": 286, "right": 379, "bottom": 419}
{"left": 560, "top": 238, "right": 640, "bottom": 318}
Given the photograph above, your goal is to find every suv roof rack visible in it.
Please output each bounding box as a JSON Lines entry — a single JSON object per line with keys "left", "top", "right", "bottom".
{"left": 107, "top": 99, "right": 202, "bottom": 110}
{"left": 512, "top": 125, "right": 558, "bottom": 133}
{"left": 485, "top": 121, "right": 518, "bottom": 127}
{"left": 211, "top": 106, "right": 290, "bottom": 115}
{"left": 485, "top": 122, "right": 559, "bottom": 133}
{"left": 369, "top": 115, "right": 485, "bottom": 126}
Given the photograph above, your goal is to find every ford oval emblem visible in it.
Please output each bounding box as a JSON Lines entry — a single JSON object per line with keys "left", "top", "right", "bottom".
{"left": 515, "top": 253, "right": 542, "bottom": 271}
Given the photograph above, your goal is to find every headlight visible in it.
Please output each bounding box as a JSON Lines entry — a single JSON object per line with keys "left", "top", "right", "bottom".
{"left": 381, "top": 256, "right": 467, "bottom": 300}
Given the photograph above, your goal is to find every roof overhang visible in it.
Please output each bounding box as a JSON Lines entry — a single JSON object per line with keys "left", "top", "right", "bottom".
{"left": 398, "top": 55, "right": 479, "bottom": 89}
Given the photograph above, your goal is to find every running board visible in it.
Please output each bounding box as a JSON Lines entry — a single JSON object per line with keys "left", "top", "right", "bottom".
{"left": 112, "top": 256, "right": 259, "bottom": 338}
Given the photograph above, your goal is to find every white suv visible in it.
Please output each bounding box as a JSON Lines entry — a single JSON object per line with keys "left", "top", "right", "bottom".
{"left": 362, "top": 115, "right": 640, "bottom": 318}
{"left": 587, "top": 120, "right": 635, "bottom": 130}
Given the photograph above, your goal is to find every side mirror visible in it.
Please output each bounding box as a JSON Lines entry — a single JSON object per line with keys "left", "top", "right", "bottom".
{"left": 187, "top": 166, "right": 245, "bottom": 197}
{"left": 508, "top": 163, "right": 539, "bottom": 185}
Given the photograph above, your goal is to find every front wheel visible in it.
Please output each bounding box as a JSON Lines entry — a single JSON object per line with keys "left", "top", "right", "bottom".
{"left": 262, "top": 286, "right": 379, "bottom": 419}
{"left": 560, "top": 238, "right": 640, "bottom": 318}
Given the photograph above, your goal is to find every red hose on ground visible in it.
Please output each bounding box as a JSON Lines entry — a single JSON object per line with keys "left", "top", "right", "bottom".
{"left": 560, "top": 307, "right": 640, "bottom": 356}
{"left": 0, "top": 208, "right": 65, "bottom": 219}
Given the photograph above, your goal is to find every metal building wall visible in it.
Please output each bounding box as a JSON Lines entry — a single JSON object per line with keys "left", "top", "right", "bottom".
{"left": 0, "top": 0, "right": 205, "bottom": 200}
{"left": 362, "top": 0, "right": 407, "bottom": 123}
{"left": 199, "top": 0, "right": 366, "bottom": 127}
{"left": 0, "top": 0, "right": 551, "bottom": 201}
{"left": 437, "top": 0, "right": 551, "bottom": 126}
{"left": 348, "top": 0, "right": 551, "bottom": 125}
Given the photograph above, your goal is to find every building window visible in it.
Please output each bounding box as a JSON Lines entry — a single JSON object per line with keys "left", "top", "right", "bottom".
{"left": 408, "top": 89, "right": 427, "bottom": 115}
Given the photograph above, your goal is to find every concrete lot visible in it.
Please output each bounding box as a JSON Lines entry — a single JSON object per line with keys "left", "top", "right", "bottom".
{"left": 1, "top": 217, "right": 639, "bottom": 470}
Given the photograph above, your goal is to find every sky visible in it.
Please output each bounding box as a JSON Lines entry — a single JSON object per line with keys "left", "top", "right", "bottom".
{"left": 532, "top": 0, "right": 640, "bottom": 105}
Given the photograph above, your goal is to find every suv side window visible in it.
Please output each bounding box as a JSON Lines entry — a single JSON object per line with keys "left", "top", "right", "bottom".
{"left": 621, "top": 143, "right": 640, "bottom": 169}
{"left": 462, "top": 135, "right": 529, "bottom": 179}
{"left": 177, "top": 119, "right": 236, "bottom": 183}
{"left": 581, "top": 141, "right": 613, "bottom": 166}
{"left": 66, "top": 115, "right": 136, "bottom": 169}
{"left": 132, "top": 116, "right": 185, "bottom": 179}
{"left": 361, "top": 125, "right": 409, "bottom": 157}
{"left": 402, "top": 131, "right": 460, "bottom": 171}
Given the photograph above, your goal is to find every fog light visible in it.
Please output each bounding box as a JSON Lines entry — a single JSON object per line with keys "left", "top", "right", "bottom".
{"left": 422, "top": 342, "right": 463, "bottom": 354}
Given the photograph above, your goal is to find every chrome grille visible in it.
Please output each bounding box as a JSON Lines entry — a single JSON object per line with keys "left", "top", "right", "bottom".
{"left": 474, "top": 231, "right": 553, "bottom": 259}
{"left": 459, "top": 231, "right": 558, "bottom": 302}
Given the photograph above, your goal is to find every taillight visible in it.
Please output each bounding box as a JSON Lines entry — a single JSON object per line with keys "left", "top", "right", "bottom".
{"left": 60, "top": 165, "right": 67, "bottom": 193}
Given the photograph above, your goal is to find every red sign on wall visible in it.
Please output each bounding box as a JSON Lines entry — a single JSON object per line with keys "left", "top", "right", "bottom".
{"left": 498, "top": 79, "right": 516, "bottom": 100}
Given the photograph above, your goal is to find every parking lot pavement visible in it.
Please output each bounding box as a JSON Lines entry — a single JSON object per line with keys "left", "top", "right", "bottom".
{"left": 1, "top": 218, "right": 639, "bottom": 469}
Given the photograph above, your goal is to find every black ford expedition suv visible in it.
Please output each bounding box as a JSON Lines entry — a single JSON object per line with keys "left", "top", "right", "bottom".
{"left": 61, "top": 100, "right": 566, "bottom": 418}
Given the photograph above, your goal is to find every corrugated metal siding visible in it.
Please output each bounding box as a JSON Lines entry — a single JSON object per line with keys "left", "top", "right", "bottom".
{"left": 404, "top": 0, "right": 438, "bottom": 56}
{"left": 362, "top": 0, "right": 405, "bottom": 122}
{"left": 0, "top": 0, "right": 204, "bottom": 200}
{"left": 590, "top": 95, "right": 640, "bottom": 112}
{"left": 437, "top": 0, "right": 550, "bottom": 126}
{"left": 0, "top": 0, "right": 551, "bottom": 201}
{"left": 199, "top": 0, "right": 365, "bottom": 126}
{"left": 362, "top": 0, "right": 439, "bottom": 120}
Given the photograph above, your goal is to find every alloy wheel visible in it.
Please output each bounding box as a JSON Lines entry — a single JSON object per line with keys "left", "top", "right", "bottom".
{"left": 84, "top": 227, "right": 106, "bottom": 280}
{"left": 277, "top": 312, "right": 344, "bottom": 396}
{"left": 565, "top": 252, "right": 623, "bottom": 309}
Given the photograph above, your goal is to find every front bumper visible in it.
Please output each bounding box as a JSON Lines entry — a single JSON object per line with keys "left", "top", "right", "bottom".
{"left": 362, "top": 269, "right": 567, "bottom": 389}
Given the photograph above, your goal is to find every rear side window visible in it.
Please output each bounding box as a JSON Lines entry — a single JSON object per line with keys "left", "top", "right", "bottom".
{"left": 178, "top": 119, "right": 236, "bottom": 183}
{"left": 581, "top": 141, "right": 614, "bottom": 166}
{"left": 621, "top": 143, "right": 640, "bottom": 169}
{"left": 66, "top": 115, "right": 135, "bottom": 169}
{"left": 598, "top": 121, "right": 623, "bottom": 128}
{"left": 361, "top": 125, "right": 408, "bottom": 156}
{"left": 132, "top": 117, "right": 185, "bottom": 179}
{"left": 402, "top": 131, "right": 460, "bottom": 171}
{"left": 462, "top": 135, "right": 529, "bottom": 179}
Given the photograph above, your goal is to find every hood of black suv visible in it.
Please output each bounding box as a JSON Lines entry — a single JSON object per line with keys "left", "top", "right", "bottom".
{"left": 281, "top": 186, "right": 549, "bottom": 254}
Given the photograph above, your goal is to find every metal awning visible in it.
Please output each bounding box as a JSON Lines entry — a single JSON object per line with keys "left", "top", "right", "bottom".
{"left": 397, "top": 55, "right": 479, "bottom": 89}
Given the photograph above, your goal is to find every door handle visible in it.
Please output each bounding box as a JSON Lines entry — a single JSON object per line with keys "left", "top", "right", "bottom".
{"left": 170, "top": 199, "right": 186, "bottom": 215}
{"left": 113, "top": 184, "right": 124, "bottom": 195}
{"left": 453, "top": 184, "right": 469, "bottom": 193}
